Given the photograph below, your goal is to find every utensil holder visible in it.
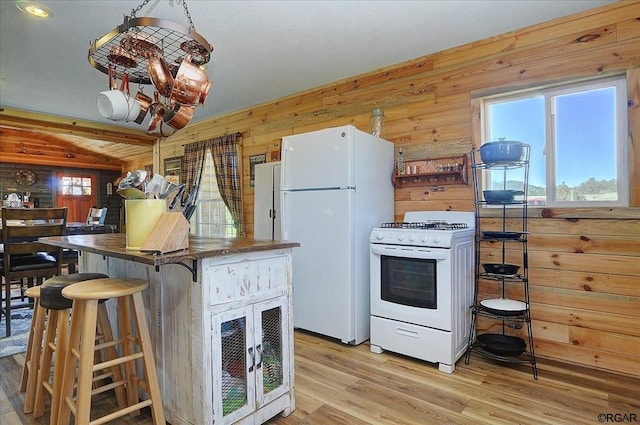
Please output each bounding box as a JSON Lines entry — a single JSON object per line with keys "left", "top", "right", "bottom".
{"left": 125, "top": 199, "right": 167, "bottom": 250}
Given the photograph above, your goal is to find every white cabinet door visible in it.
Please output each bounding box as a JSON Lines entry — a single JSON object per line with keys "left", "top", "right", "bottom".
{"left": 212, "top": 295, "right": 290, "bottom": 424}
{"left": 212, "top": 305, "right": 256, "bottom": 424}
{"left": 253, "top": 296, "right": 290, "bottom": 408}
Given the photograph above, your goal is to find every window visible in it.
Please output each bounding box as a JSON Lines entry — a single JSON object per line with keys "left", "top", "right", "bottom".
{"left": 61, "top": 175, "right": 92, "bottom": 196}
{"left": 192, "top": 151, "right": 236, "bottom": 237}
{"left": 482, "top": 75, "right": 628, "bottom": 207}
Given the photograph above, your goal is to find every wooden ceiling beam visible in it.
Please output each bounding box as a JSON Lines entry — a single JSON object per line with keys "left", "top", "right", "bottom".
{"left": 0, "top": 107, "right": 157, "bottom": 146}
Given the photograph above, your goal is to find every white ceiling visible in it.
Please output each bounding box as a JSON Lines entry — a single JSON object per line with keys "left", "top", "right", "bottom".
{"left": 0, "top": 0, "right": 616, "bottom": 131}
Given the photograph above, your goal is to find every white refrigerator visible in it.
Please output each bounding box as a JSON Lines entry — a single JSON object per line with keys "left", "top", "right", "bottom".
{"left": 280, "top": 124, "right": 394, "bottom": 345}
{"left": 253, "top": 161, "right": 282, "bottom": 240}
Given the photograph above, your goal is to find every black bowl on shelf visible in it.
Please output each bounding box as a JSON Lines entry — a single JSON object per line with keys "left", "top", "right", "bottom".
{"left": 477, "top": 333, "right": 526, "bottom": 356}
{"left": 482, "top": 263, "right": 520, "bottom": 275}
{"left": 482, "top": 231, "right": 527, "bottom": 240}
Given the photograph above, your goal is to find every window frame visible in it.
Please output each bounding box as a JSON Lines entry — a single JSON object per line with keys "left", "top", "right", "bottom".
{"left": 60, "top": 174, "right": 93, "bottom": 197}
{"left": 190, "top": 150, "right": 237, "bottom": 238}
{"left": 480, "top": 74, "right": 629, "bottom": 208}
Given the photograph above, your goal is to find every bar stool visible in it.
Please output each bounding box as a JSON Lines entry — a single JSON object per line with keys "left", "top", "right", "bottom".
{"left": 57, "top": 278, "right": 165, "bottom": 425}
{"left": 31, "top": 274, "right": 129, "bottom": 422}
{"left": 19, "top": 273, "right": 111, "bottom": 414}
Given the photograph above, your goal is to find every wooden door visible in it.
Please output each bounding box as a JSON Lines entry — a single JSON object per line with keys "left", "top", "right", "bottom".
{"left": 55, "top": 171, "right": 98, "bottom": 223}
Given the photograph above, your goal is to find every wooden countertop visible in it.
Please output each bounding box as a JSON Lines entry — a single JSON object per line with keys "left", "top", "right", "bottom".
{"left": 40, "top": 233, "right": 299, "bottom": 267}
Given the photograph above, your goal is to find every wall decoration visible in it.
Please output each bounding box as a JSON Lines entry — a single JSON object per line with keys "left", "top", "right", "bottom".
{"left": 164, "top": 157, "right": 183, "bottom": 184}
{"left": 249, "top": 154, "right": 266, "bottom": 187}
{"left": 2, "top": 192, "right": 23, "bottom": 208}
{"left": 270, "top": 139, "right": 282, "bottom": 161}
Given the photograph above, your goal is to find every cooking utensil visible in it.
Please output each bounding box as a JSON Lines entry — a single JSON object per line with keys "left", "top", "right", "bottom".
{"left": 482, "top": 263, "right": 520, "bottom": 275}
{"left": 145, "top": 174, "right": 165, "bottom": 198}
{"left": 169, "top": 55, "right": 211, "bottom": 106}
{"left": 483, "top": 190, "right": 524, "bottom": 203}
{"left": 163, "top": 103, "right": 195, "bottom": 130}
{"left": 147, "top": 98, "right": 166, "bottom": 133}
{"left": 482, "top": 231, "right": 528, "bottom": 239}
{"left": 476, "top": 333, "right": 526, "bottom": 356}
{"left": 147, "top": 56, "right": 174, "bottom": 98}
{"left": 133, "top": 90, "right": 152, "bottom": 124}
{"left": 479, "top": 298, "right": 527, "bottom": 316}
{"left": 107, "top": 45, "right": 137, "bottom": 68}
{"left": 96, "top": 73, "right": 140, "bottom": 122}
{"left": 122, "top": 32, "right": 160, "bottom": 59}
{"left": 118, "top": 169, "right": 147, "bottom": 191}
{"left": 116, "top": 187, "right": 147, "bottom": 199}
{"left": 168, "top": 184, "right": 186, "bottom": 211}
{"left": 479, "top": 140, "right": 523, "bottom": 163}
{"left": 183, "top": 203, "right": 197, "bottom": 221}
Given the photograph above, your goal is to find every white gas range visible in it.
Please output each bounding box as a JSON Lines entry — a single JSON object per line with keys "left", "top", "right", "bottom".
{"left": 369, "top": 211, "right": 475, "bottom": 373}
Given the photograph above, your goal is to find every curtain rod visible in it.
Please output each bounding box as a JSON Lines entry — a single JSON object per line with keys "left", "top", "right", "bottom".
{"left": 182, "top": 132, "right": 243, "bottom": 146}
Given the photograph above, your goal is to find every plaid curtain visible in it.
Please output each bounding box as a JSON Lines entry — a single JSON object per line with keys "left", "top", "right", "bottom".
{"left": 208, "top": 133, "right": 245, "bottom": 237}
{"left": 182, "top": 133, "right": 245, "bottom": 237}
{"left": 183, "top": 140, "right": 208, "bottom": 199}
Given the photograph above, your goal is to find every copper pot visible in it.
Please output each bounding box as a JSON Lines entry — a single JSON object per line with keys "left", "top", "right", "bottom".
{"left": 107, "top": 46, "right": 137, "bottom": 68}
{"left": 147, "top": 56, "right": 174, "bottom": 98}
{"left": 169, "top": 55, "right": 211, "bottom": 106}
{"left": 133, "top": 91, "right": 152, "bottom": 124}
{"left": 163, "top": 103, "right": 195, "bottom": 130}
{"left": 123, "top": 32, "right": 160, "bottom": 59}
{"left": 147, "top": 93, "right": 166, "bottom": 133}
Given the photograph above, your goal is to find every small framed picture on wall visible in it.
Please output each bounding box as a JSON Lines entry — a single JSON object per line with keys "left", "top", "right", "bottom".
{"left": 164, "top": 157, "right": 183, "bottom": 184}
{"left": 249, "top": 154, "right": 266, "bottom": 187}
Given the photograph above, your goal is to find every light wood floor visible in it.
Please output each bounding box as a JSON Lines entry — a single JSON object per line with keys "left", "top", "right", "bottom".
{"left": 1, "top": 330, "right": 638, "bottom": 424}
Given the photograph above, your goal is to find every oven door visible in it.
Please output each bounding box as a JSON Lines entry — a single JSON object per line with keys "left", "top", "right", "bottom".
{"left": 370, "top": 243, "right": 452, "bottom": 331}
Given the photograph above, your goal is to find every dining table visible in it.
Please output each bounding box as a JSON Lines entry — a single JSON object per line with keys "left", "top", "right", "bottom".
{"left": 0, "top": 222, "right": 117, "bottom": 252}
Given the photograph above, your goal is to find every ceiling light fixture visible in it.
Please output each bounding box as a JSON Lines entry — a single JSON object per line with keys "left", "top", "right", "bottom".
{"left": 16, "top": 1, "right": 54, "bottom": 18}
{"left": 88, "top": 0, "right": 213, "bottom": 136}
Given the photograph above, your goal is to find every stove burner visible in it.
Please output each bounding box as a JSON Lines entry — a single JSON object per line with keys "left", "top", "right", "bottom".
{"left": 381, "top": 222, "right": 428, "bottom": 229}
{"left": 380, "top": 221, "right": 469, "bottom": 230}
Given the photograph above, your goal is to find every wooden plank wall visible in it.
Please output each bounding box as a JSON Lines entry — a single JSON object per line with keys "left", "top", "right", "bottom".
{"left": 149, "top": 1, "right": 640, "bottom": 376}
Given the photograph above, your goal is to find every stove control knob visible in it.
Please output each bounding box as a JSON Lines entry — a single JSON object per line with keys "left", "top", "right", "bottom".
{"left": 433, "top": 236, "right": 441, "bottom": 244}
{"left": 408, "top": 234, "right": 416, "bottom": 242}
{"left": 420, "top": 235, "right": 429, "bottom": 243}
{"left": 375, "top": 233, "right": 384, "bottom": 240}
{"left": 397, "top": 234, "right": 405, "bottom": 241}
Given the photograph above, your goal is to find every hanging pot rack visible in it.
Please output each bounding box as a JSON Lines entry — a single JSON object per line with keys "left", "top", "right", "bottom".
{"left": 88, "top": 15, "right": 213, "bottom": 85}
{"left": 87, "top": 0, "right": 213, "bottom": 134}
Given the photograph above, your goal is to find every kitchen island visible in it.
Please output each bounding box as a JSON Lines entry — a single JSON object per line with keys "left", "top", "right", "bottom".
{"left": 41, "top": 233, "right": 299, "bottom": 425}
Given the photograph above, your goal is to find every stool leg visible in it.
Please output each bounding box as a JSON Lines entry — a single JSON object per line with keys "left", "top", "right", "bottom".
{"left": 22, "top": 301, "right": 47, "bottom": 413}
{"left": 118, "top": 295, "right": 140, "bottom": 410}
{"left": 57, "top": 299, "right": 86, "bottom": 425}
{"left": 33, "top": 308, "right": 70, "bottom": 420}
{"left": 97, "top": 302, "right": 128, "bottom": 409}
{"left": 29, "top": 309, "right": 59, "bottom": 416}
{"left": 132, "top": 292, "right": 165, "bottom": 425}
{"left": 74, "top": 299, "right": 99, "bottom": 425}
{"left": 20, "top": 297, "right": 43, "bottom": 392}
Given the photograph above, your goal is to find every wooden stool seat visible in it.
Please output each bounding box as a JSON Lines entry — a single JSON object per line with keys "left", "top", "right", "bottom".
{"left": 20, "top": 272, "right": 110, "bottom": 418}
{"left": 58, "top": 278, "right": 165, "bottom": 425}
{"left": 62, "top": 277, "right": 148, "bottom": 300}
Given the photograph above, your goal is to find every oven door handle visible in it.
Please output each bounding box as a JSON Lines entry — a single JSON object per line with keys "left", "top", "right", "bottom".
{"left": 371, "top": 244, "right": 449, "bottom": 260}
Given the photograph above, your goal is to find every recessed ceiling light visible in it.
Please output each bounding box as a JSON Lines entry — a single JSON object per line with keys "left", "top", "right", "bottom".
{"left": 16, "top": 1, "right": 54, "bottom": 18}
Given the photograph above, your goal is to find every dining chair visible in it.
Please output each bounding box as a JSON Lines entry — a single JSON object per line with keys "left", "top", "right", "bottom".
{"left": 1, "top": 207, "right": 67, "bottom": 337}
{"left": 86, "top": 207, "right": 107, "bottom": 226}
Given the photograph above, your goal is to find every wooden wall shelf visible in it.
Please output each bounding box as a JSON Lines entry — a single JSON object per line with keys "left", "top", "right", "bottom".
{"left": 392, "top": 155, "right": 468, "bottom": 188}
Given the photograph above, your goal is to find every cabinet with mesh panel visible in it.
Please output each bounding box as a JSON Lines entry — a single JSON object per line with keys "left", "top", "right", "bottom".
{"left": 212, "top": 296, "right": 291, "bottom": 424}
{"left": 80, "top": 245, "right": 296, "bottom": 425}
